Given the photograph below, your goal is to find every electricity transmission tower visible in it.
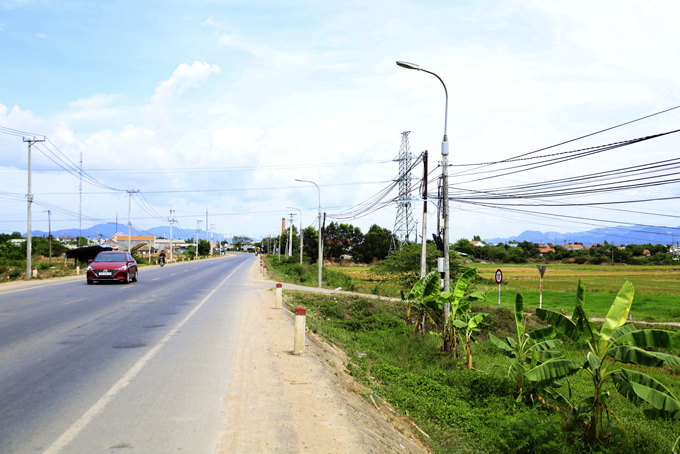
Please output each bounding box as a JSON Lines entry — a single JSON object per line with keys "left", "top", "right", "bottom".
{"left": 391, "top": 131, "right": 416, "bottom": 252}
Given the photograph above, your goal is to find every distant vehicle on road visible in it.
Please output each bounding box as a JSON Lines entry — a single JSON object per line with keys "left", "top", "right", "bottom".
{"left": 86, "top": 251, "right": 138, "bottom": 285}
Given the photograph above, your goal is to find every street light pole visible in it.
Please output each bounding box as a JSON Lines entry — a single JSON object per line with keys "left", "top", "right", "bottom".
{"left": 295, "top": 179, "right": 322, "bottom": 288}
{"left": 288, "top": 206, "right": 303, "bottom": 265}
{"left": 396, "top": 60, "right": 450, "bottom": 308}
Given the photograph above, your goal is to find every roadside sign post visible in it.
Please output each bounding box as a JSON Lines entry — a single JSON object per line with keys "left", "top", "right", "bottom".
{"left": 536, "top": 265, "right": 547, "bottom": 309}
{"left": 495, "top": 269, "right": 503, "bottom": 308}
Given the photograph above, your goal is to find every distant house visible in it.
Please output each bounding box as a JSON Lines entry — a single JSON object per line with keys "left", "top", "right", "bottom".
{"left": 470, "top": 240, "right": 485, "bottom": 247}
{"left": 538, "top": 246, "right": 555, "bottom": 257}
{"left": 643, "top": 249, "right": 651, "bottom": 256}
{"left": 102, "top": 232, "right": 155, "bottom": 251}
{"left": 154, "top": 238, "right": 188, "bottom": 255}
{"left": 564, "top": 244, "right": 585, "bottom": 251}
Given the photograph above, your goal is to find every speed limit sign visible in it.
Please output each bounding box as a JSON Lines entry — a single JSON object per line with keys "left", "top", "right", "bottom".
{"left": 495, "top": 269, "right": 503, "bottom": 284}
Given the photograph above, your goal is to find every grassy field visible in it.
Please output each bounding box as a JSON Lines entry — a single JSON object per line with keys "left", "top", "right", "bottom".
{"left": 473, "top": 263, "right": 680, "bottom": 322}
{"left": 325, "top": 263, "right": 680, "bottom": 323}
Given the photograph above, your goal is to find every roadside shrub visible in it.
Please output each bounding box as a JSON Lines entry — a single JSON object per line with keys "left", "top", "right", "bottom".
{"left": 490, "top": 411, "right": 563, "bottom": 454}
{"left": 38, "top": 262, "right": 50, "bottom": 270}
{"left": 9, "top": 270, "right": 21, "bottom": 279}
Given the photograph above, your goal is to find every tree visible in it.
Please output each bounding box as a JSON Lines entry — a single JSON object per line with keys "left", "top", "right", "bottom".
{"left": 233, "top": 236, "right": 252, "bottom": 250}
{"left": 301, "top": 226, "right": 319, "bottom": 263}
{"left": 452, "top": 238, "right": 475, "bottom": 257}
{"left": 472, "top": 235, "right": 481, "bottom": 242}
{"left": 198, "top": 239, "right": 210, "bottom": 255}
{"left": 374, "top": 242, "right": 442, "bottom": 288}
{"left": 356, "top": 224, "right": 394, "bottom": 263}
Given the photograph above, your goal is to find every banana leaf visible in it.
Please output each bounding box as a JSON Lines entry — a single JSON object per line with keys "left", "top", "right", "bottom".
{"left": 613, "top": 369, "right": 678, "bottom": 406}
{"left": 536, "top": 309, "right": 581, "bottom": 341}
{"left": 530, "top": 339, "right": 563, "bottom": 351}
{"left": 611, "top": 323, "right": 637, "bottom": 341}
{"left": 584, "top": 351, "right": 601, "bottom": 370}
{"left": 629, "top": 381, "right": 680, "bottom": 413}
{"left": 600, "top": 281, "right": 634, "bottom": 342}
{"left": 452, "top": 268, "right": 478, "bottom": 302}
{"left": 421, "top": 271, "right": 441, "bottom": 301}
{"left": 515, "top": 293, "right": 525, "bottom": 339}
{"left": 534, "top": 350, "right": 565, "bottom": 361}
{"left": 650, "top": 351, "right": 680, "bottom": 366}
{"left": 607, "top": 345, "right": 665, "bottom": 367}
{"left": 488, "top": 333, "right": 514, "bottom": 355}
{"left": 509, "top": 358, "right": 526, "bottom": 374}
{"left": 527, "top": 326, "right": 556, "bottom": 343}
{"left": 507, "top": 337, "right": 519, "bottom": 349}
{"left": 524, "top": 359, "right": 582, "bottom": 382}
{"left": 467, "top": 313, "right": 486, "bottom": 330}
{"left": 572, "top": 280, "right": 598, "bottom": 341}
{"left": 614, "top": 329, "right": 680, "bottom": 349}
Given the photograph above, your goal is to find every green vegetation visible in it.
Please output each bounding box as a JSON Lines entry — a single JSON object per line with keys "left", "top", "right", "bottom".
{"left": 284, "top": 281, "right": 680, "bottom": 453}
{"left": 454, "top": 238, "right": 677, "bottom": 265}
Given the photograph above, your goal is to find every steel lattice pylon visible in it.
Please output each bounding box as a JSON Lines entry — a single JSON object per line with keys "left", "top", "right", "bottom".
{"left": 391, "top": 131, "right": 415, "bottom": 251}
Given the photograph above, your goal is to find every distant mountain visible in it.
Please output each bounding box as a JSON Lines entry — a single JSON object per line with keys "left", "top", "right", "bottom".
{"left": 27, "top": 222, "right": 233, "bottom": 242}
{"left": 484, "top": 225, "right": 680, "bottom": 246}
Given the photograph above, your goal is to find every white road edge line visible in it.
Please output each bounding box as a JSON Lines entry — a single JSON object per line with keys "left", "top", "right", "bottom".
{"left": 43, "top": 258, "right": 250, "bottom": 454}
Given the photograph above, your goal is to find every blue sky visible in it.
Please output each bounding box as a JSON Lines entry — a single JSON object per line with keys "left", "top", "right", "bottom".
{"left": 1, "top": 0, "right": 680, "bottom": 244}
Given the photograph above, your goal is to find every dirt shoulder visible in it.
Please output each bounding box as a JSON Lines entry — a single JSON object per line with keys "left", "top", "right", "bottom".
{"left": 217, "top": 261, "right": 431, "bottom": 453}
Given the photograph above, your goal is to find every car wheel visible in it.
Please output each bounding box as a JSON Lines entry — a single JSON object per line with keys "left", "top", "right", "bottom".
{"left": 132, "top": 269, "right": 138, "bottom": 282}
{"left": 125, "top": 272, "right": 130, "bottom": 284}
{"left": 87, "top": 279, "right": 93, "bottom": 285}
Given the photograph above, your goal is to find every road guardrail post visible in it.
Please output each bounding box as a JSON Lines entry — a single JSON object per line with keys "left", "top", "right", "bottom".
{"left": 294, "top": 306, "right": 306, "bottom": 355}
{"left": 275, "top": 282, "right": 282, "bottom": 308}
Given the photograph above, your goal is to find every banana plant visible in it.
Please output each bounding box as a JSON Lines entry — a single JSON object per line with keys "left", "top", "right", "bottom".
{"left": 438, "top": 268, "right": 482, "bottom": 356}
{"left": 401, "top": 271, "right": 442, "bottom": 334}
{"left": 452, "top": 310, "right": 488, "bottom": 369}
{"left": 525, "top": 280, "right": 680, "bottom": 440}
{"left": 488, "top": 293, "right": 564, "bottom": 394}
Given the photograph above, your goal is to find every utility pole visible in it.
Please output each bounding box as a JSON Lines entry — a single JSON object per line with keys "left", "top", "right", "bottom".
{"left": 24, "top": 136, "right": 45, "bottom": 279}
{"left": 288, "top": 213, "right": 294, "bottom": 257}
{"left": 195, "top": 220, "right": 202, "bottom": 259}
{"left": 45, "top": 209, "right": 52, "bottom": 263}
{"left": 210, "top": 224, "right": 215, "bottom": 255}
{"left": 420, "top": 150, "right": 428, "bottom": 278}
{"left": 126, "top": 190, "right": 139, "bottom": 252}
{"left": 78, "top": 152, "right": 82, "bottom": 248}
{"left": 169, "top": 209, "right": 177, "bottom": 262}
{"left": 205, "top": 208, "right": 208, "bottom": 244}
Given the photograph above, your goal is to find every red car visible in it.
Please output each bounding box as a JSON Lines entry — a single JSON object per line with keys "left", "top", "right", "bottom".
{"left": 86, "top": 251, "right": 138, "bottom": 285}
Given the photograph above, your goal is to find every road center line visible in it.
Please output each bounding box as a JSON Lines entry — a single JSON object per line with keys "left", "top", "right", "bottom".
{"left": 62, "top": 298, "right": 86, "bottom": 306}
{"left": 152, "top": 278, "right": 160, "bottom": 281}
{"left": 43, "top": 258, "right": 249, "bottom": 454}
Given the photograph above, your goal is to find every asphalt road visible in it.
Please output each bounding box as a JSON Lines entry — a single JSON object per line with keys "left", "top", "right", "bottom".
{"left": 0, "top": 253, "right": 258, "bottom": 454}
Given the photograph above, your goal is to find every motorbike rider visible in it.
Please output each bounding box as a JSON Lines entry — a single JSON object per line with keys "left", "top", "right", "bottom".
{"left": 159, "top": 251, "right": 166, "bottom": 265}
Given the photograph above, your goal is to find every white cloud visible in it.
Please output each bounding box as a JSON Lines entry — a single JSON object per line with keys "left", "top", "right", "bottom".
{"left": 150, "top": 61, "right": 221, "bottom": 108}
{"left": 35, "top": 32, "right": 47, "bottom": 38}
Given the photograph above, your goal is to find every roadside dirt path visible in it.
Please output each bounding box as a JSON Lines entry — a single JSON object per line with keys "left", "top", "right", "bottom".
{"left": 217, "top": 261, "right": 431, "bottom": 453}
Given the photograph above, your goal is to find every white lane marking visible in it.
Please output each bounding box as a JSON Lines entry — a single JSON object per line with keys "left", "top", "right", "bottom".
{"left": 0, "top": 279, "right": 79, "bottom": 296}
{"left": 43, "top": 259, "right": 248, "bottom": 454}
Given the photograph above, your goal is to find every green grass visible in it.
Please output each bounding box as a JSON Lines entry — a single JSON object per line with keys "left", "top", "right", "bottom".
{"left": 285, "top": 290, "right": 680, "bottom": 454}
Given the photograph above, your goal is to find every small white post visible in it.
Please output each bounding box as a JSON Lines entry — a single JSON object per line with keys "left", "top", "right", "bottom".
{"left": 275, "top": 282, "right": 282, "bottom": 309}
{"left": 294, "top": 306, "right": 306, "bottom": 355}
{"left": 76, "top": 264, "right": 80, "bottom": 275}
{"left": 263, "top": 265, "right": 267, "bottom": 277}
{"left": 32, "top": 267, "right": 38, "bottom": 278}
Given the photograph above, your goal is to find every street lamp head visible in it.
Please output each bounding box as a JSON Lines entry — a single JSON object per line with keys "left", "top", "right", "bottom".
{"left": 396, "top": 61, "right": 420, "bottom": 71}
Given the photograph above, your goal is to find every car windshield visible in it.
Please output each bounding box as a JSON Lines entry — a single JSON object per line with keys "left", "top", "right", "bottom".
{"left": 94, "top": 253, "right": 127, "bottom": 262}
